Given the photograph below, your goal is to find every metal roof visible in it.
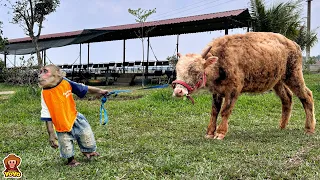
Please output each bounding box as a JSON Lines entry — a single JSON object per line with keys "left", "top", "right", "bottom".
{"left": 3, "top": 8, "right": 251, "bottom": 54}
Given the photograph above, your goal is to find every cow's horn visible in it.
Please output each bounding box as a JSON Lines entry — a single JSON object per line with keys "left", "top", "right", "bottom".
{"left": 201, "top": 46, "right": 212, "bottom": 58}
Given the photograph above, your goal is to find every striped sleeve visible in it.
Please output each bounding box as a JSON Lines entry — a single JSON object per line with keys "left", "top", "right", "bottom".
{"left": 40, "top": 91, "right": 52, "bottom": 121}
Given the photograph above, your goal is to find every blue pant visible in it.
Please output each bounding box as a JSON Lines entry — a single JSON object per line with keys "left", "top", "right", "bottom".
{"left": 56, "top": 113, "right": 97, "bottom": 158}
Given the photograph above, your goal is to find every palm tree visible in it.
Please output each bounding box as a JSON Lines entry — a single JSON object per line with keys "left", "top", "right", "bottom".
{"left": 250, "top": 0, "right": 318, "bottom": 51}
{"left": 294, "top": 25, "right": 318, "bottom": 51}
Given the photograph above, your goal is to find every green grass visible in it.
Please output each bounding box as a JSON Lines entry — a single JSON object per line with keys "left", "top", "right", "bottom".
{"left": 1, "top": 74, "right": 320, "bottom": 179}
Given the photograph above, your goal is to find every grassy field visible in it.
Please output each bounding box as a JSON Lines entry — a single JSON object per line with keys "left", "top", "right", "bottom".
{"left": 1, "top": 74, "right": 320, "bottom": 179}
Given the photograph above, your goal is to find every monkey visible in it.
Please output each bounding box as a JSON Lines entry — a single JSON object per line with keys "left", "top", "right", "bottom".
{"left": 2, "top": 154, "right": 22, "bottom": 178}
{"left": 38, "top": 64, "right": 108, "bottom": 167}
{"left": 3, "top": 154, "right": 21, "bottom": 173}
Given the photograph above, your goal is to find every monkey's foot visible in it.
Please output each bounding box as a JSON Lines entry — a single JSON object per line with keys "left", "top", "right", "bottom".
{"left": 82, "top": 152, "right": 100, "bottom": 159}
{"left": 67, "top": 159, "right": 81, "bottom": 167}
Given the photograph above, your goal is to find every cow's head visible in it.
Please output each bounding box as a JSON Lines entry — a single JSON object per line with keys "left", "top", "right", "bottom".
{"left": 172, "top": 46, "right": 218, "bottom": 101}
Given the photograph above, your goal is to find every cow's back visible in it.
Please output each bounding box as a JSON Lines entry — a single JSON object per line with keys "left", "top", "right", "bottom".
{"left": 208, "top": 32, "right": 301, "bottom": 93}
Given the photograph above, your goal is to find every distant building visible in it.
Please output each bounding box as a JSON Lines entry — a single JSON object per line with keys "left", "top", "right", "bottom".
{"left": 310, "top": 58, "right": 320, "bottom": 72}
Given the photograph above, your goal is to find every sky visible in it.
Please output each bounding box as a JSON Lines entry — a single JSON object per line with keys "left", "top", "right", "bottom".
{"left": 0, "top": 0, "right": 319, "bottom": 67}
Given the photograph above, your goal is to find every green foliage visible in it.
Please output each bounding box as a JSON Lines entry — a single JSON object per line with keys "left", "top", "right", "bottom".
{"left": 128, "top": 8, "right": 156, "bottom": 38}
{"left": 294, "top": 25, "right": 318, "bottom": 51}
{"left": 1, "top": 74, "right": 320, "bottom": 179}
{"left": 250, "top": 0, "right": 318, "bottom": 50}
{"left": 0, "top": 21, "right": 8, "bottom": 51}
{"left": 8, "top": 0, "right": 60, "bottom": 29}
{"left": 2, "top": 56, "right": 38, "bottom": 86}
{"left": 305, "top": 56, "right": 317, "bottom": 65}
{"left": 303, "top": 56, "right": 317, "bottom": 73}
{"left": 128, "top": 8, "right": 156, "bottom": 23}
{"left": 0, "top": 60, "right": 4, "bottom": 82}
{"left": 166, "top": 55, "right": 178, "bottom": 69}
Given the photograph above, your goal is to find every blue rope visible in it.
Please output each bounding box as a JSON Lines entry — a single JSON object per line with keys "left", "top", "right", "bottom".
{"left": 99, "top": 84, "right": 168, "bottom": 125}
{"left": 99, "top": 90, "right": 132, "bottom": 125}
{"left": 100, "top": 96, "right": 108, "bottom": 125}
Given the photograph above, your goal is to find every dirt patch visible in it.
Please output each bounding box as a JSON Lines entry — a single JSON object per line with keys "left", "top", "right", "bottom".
{"left": 286, "top": 143, "right": 315, "bottom": 168}
{"left": 0, "top": 91, "right": 15, "bottom": 95}
{"left": 0, "top": 91, "right": 15, "bottom": 101}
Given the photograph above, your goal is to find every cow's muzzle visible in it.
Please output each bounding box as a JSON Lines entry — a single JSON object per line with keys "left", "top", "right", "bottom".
{"left": 171, "top": 72, "right": 207, "bottom": 104}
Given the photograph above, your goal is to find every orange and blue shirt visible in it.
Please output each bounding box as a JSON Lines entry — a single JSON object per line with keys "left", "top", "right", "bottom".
{"left": 40, "top": 78, "right": 88, "bottom": 132}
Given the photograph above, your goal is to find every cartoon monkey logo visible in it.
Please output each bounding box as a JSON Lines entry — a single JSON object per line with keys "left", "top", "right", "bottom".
{"left": 2, "top": 154, "right": 22, "bottom": 178}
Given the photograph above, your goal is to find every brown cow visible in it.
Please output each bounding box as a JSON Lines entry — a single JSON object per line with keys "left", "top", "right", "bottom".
{"left": 172, "top": 32, "right": 316, "bottom": 140}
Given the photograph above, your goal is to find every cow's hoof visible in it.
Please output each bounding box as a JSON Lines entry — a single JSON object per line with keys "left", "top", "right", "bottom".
{"left": 305, "top": 129, "right": 315, "bottom": 135}
{"left": 213, "top": 133, "right": 225, "bottom": 140}
{"left": 205, "top": 134, "right": 215, "bottom": 139}
{"left": 279, "top": 125, "right": 286, "bottom": 129}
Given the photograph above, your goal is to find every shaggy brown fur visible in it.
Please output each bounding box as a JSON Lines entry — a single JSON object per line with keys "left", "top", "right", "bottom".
{"left": 173, "top": 32, "right": 316, "bottom": 140}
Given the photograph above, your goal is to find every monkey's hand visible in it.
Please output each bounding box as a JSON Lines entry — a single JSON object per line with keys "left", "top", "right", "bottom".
{"left": 99, "top": 89, "right": 109, "bottom": 96}
{"left": 49, "top": 134, "right": 59, "bottom": 149}
{"left": 45, "top": 121, "right": 58, "bottom": 149}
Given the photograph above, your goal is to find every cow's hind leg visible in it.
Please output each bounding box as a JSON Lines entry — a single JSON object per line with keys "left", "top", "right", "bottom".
{"left": 205, "top": 94, "right": 223, "bottom": 139}
{"left": 284, "top": 73, "right": 316, "bottom": 134}
{"left": 273, "top": 82, "right": 293, "bottom": 129}
{"left": 214, "top": 91, "right": 239, "bottom": 140}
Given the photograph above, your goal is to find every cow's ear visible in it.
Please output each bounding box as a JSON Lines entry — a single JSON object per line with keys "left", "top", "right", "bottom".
{"left": 204, "top": 56, "right": 218, "bottom": 68}
{"left": 177, "top": 53, "right": 181, "bottom": 58}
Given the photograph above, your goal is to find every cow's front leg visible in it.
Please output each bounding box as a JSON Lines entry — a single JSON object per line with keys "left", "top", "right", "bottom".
{"left": 206, "top": 94, "right": 223, "bottom": 139}
{"left": 215, "top": 91, "right": 239, "bottom": 140}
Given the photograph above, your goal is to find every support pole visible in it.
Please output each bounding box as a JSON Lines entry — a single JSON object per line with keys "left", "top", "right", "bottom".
{"left": 4, "top": 53, "right": 7, "bottom": 68}
{"left": 306, "top": 0, "right": 312, "bottom": 61}
{"left": 176, "top": 34, "right": 180, "bottom": 56}
{"left": 14, "top": 52, "right": 16, "bottom": 67}
{"left": 225, "top": 20, "right": 229, "bottom": 35}
{"left": 80, "top": 44, "right": 82, "bottom": 65}
{"left": 146, "top": 37, "right": 150, "bottom": 77}
{"left": 123, "top": 39, "right": 126, "bottom": 74}
{"left": 87, "top": 43, "right": 90, "bottom": 71}
{"left": 44, "top": 50, "right": 46, "bottom": 66}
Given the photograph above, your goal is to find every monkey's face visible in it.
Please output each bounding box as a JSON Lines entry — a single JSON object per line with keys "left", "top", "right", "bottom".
{"left": 8, "top": 160, "right": 17, "bottom": 168}
{"left": 38, "top": 67, "right": 61, "bottom": 88}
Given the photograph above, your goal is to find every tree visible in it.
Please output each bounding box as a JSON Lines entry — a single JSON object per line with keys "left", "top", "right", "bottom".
{"left": 3, "top": 0, "right": 60, "bottom": 67}
{"left": 250, "top": 0, "right": 318, "bottom": 51}
{"left": 294, "top": 25, "right": 318, "bottom": 51}
{"left": 166, "top": 55, "right": 178, "bottom": 70}
{"left": 128, "top": 8, "right": 156, "bottom": 86}
{"left": 0, "top": 21, "right": 7, "bottom": 52}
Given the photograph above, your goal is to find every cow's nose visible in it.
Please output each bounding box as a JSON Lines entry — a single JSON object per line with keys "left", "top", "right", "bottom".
{"left": 173, "top": 88, "right": 185, "bottom": 97}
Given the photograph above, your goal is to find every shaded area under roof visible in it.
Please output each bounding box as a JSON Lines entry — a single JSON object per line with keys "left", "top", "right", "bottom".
{"left": 2, "top": 29, "right": 113, "bottom": 55}
{"left": 1, "top": 8, "right": 251, "bottom": 55}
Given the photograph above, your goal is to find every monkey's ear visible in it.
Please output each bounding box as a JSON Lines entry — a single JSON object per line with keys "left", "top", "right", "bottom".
{"left": 177, "top": 53, "right": 181, "bottom": 58}
{"left": 60, "top": 70, "right": 66, "bottom": 77}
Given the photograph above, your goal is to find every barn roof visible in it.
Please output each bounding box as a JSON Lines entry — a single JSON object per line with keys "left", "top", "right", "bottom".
{"left": 1, "top": 8, "right": 251, "bottom": 55}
